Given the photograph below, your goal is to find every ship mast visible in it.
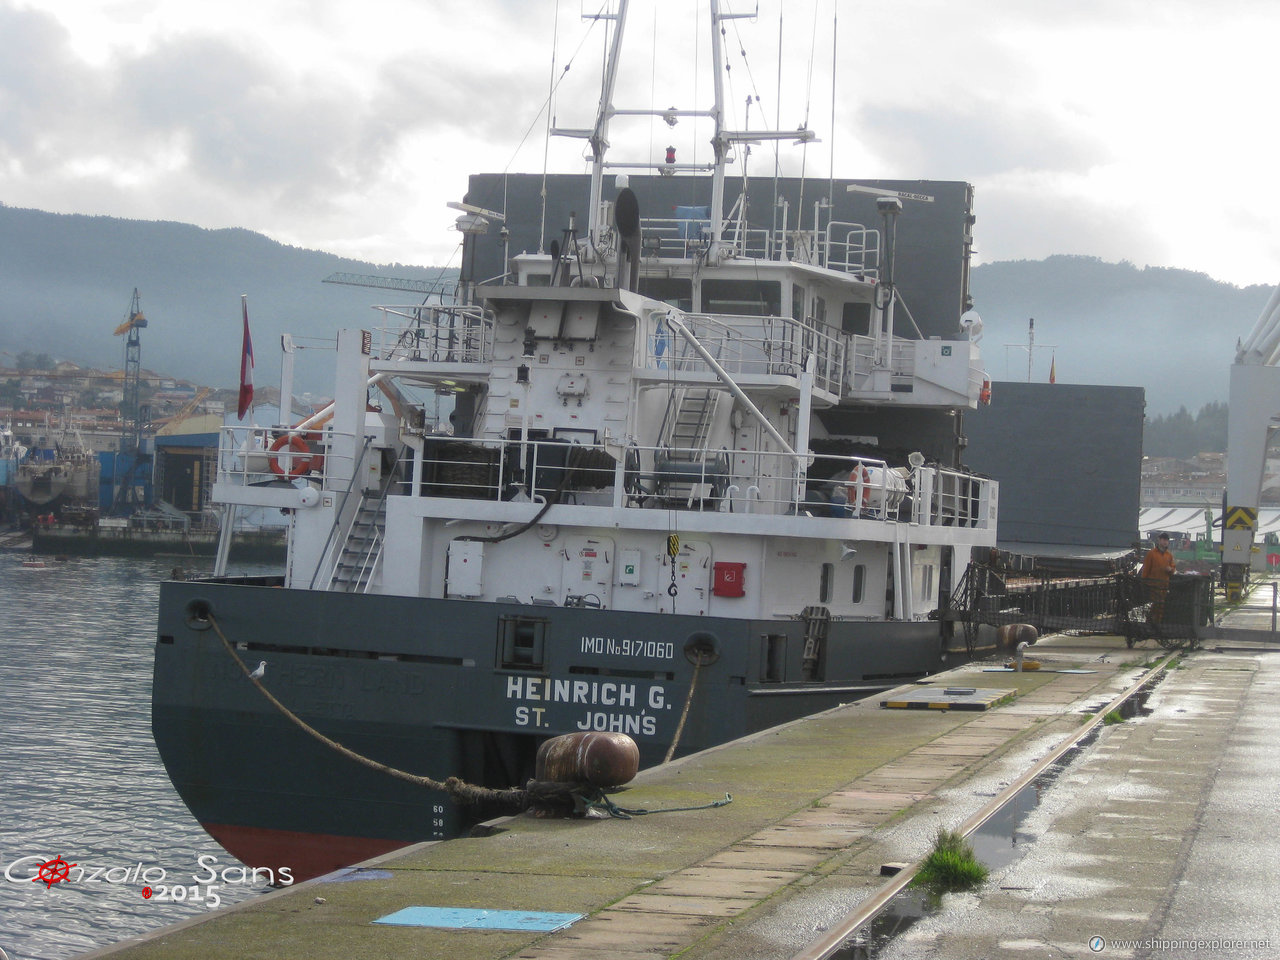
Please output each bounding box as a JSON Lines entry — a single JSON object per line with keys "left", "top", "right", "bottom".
{"left": 560, "top": 1, "right": 815, "bottom": 257}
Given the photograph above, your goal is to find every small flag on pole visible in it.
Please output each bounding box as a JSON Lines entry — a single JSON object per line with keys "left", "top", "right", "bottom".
{"left": 238, "top": 295, "right": 254, "bottom": 420}
{"left": 1049, "top": 352, "right": 1056, "bottom": 384}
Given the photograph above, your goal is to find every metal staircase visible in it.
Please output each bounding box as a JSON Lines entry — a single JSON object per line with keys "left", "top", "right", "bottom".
{"left": 654, "top": 388, "right": 728, "bottom": 504}
{"left": 661, "top": 387, "right": 721, "bottom": 456}
{"left": 329, "top": 494, "right": 386, "bottom": 592}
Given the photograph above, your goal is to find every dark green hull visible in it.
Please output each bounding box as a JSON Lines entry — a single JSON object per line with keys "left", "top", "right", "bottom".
{"left": 153, "top": 576, "right": 967, "bottom": 881}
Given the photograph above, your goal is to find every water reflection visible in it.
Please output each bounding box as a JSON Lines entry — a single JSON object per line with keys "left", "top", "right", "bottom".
{"left": 0, "top": 555, "right": 280, "bottom": 960}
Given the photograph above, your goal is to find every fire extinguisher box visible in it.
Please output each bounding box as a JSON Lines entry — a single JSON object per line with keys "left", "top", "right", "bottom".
{"left": 712, "top": 561, "right": 746, "bottom": 598}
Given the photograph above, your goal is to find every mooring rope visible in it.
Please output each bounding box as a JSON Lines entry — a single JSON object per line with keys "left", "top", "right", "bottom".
{"left": 209, "top": 612, "right": 732, "bottom": 820}
{"left": 585, "top": 791, "right": 733, "bottom": 820}
{"left": 209, "top": 613, "right": 517, "bottom": 807}
{"left": 662, "top": 657, "right": 702, "bottom": 763}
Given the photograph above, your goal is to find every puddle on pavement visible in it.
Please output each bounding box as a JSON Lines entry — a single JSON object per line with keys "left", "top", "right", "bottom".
{"left": 830, "top": 679, "right": 1158, "bottom": 958}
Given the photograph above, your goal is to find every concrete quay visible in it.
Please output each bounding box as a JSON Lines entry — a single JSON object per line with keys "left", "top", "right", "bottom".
{"left": 868, "top": 581, "right": 1280, "bottom": 960}
{"left": 84, "top": 586, "right": 1279, "bottom": 960}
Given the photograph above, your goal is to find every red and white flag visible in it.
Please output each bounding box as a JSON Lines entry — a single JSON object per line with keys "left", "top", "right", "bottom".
{"left": 237, "top": 295, "right": 254, "bottom": 420}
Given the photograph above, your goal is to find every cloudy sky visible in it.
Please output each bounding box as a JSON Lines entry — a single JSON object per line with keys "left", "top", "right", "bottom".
{"left": 2, "top": 0, "right": 1278, "bottom": 288}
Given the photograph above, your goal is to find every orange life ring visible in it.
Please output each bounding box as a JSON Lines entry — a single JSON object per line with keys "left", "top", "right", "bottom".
{"left": 268, "top": 434, "right": 313, "bottom": 478}
{"left": 849, "top": 465, "right": 872, "bottom": 507}
{"left": 979, "top": 378, "right": 992, "bottom": 405}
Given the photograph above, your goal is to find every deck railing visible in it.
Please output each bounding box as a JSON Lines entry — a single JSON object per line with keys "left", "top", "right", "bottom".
{"left": 644, "top": 313, "right": 846, "bottom": 395}
{"left": 636, "top": 216, "right": 880, "bottom": 280}
{"left": 398, "top": 436, "right": 993, "bottom": 529}
{"left": 370, "top": 304, "right": 494, "bottom": 365}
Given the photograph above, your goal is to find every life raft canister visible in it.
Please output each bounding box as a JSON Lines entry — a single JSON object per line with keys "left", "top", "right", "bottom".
{"left": 268, "top": 433, "right": 313, "bottom": 478}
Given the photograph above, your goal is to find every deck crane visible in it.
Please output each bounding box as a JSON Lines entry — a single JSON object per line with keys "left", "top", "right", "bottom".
{"left": 1223, "top": 283, "right": 1280, "bottom": 599}
{"left": 112, "top": 288, "right": 151, "bottom": 514}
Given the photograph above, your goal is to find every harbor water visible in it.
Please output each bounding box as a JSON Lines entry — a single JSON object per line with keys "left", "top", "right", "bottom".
{"left": 0, "top": 554, "right": 281, "bottom": 960}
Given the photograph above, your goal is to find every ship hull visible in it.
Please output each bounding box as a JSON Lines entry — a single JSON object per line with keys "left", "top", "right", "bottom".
{"left": 153, "top": 577, "right": 969, "bottom": 881}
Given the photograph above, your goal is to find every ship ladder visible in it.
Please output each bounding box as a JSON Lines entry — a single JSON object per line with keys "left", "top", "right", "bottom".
{"left": 329, "top": 492, "right": 387, "bottom": 593}
{"left": 800, "top": 605, "right": 831, "bottom": 681}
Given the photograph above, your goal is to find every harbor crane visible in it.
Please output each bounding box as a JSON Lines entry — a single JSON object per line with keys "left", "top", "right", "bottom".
{"left": 1223, "top": 283, "right": 1280, "bottom": 599}
{"left": 112, "top": 288, "right": 151, "bottom": 514}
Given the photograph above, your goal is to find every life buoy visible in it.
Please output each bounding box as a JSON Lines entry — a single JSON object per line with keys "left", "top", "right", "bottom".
{"left": 268, "top": 433, "right": 313, "bottom": 478}
{"left": 979, "top": 378, "right": 992, "bottom": 405}
{"left": 849, "top": 465, "right": 873, "bottom": 507}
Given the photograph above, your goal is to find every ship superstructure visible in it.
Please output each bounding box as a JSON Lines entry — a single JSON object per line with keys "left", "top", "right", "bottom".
{"left": 154, "top": 0, "right": 997, "bottom": 882}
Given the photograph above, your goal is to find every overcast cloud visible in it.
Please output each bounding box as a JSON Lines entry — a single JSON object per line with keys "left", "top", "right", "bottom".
{"left": 1, "top": 0, "right": 1277, "bottom": 287}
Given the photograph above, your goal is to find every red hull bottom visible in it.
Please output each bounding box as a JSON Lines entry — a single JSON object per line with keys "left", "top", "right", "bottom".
{"left": 202, "top": 822, "right": 411, "bottom": 884}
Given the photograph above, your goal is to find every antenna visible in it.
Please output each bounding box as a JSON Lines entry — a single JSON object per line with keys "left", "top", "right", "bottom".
{"left": 447, "top": 200, "right": 506, "bottom": 221}
{"left": 846, "top": 183, "right": 935, "bottom": 203}
{"left": 1003, "top": 318, "right": 1057, "bottom": 382}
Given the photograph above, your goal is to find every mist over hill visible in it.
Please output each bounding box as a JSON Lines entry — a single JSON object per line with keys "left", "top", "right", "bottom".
{"left": 970, "top": 256, "right": 1272, "bottom": 415}
{"left": 0, "top": 204, "right": 455, "bottom": 400}
{"left": 0, "top": 204, "right": 1271, "bottom": 414}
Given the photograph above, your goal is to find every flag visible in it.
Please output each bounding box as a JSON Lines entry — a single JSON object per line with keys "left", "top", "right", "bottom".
{"left": 237, "top": 296, "right": 254, "bottom": 420}
{"left": 1049, "top": 352, "right": 1056, "bottom": 384}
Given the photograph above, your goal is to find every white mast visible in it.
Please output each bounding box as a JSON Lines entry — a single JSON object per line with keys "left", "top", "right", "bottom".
{"left": 553, "top": 1, "right": 815, "bottom": 257}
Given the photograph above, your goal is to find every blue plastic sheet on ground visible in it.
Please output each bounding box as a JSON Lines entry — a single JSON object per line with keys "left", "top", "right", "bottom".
{"left": 372, "top": 906, "right": 583, "bottom": 931}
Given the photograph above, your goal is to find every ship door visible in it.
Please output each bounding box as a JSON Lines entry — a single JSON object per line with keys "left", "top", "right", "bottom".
{"left": 561, "top": 536, "right": 614, "bottom": 608}
{"left": 659, "top": 539, "right": 712, "bottom": 615}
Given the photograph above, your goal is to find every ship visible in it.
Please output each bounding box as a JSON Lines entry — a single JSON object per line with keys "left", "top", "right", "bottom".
{"left": 0, "top": 422, "right": 25, "bottom": 523}
{"left": 153, "top": 0, "right": 998, "bottom": 883}
{"left": 14, "top": 417, "right": 99, "bottom": 512}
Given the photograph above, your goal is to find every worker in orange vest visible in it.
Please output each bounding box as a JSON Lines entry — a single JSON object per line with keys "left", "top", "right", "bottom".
{"left": 1140, "top": 532, "right": 1176, "bottom": 623}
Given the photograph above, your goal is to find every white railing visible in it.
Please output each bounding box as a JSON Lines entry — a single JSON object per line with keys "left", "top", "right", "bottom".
{"left": 636, "top": 216, "right": 879, "bottom": 280}
{"left": 211, "top": 429, "right": 993, "bottom": 531}
{"left": 402, "top": 436, "right": 994, "bottom": 529}
{"left": 846, "top": 335, "right": 917, "bottom": 384}
{"left": 645, "top": 313, "right": 845, "bottom": 395}
{"left": 370, "top": 304, "right": 494, "bottom": 365}
{"left": 215, "top": 426, "right": 353, "bottom": 487}
{"left": 823, "top": 221, "right": 881, "bottom": 277}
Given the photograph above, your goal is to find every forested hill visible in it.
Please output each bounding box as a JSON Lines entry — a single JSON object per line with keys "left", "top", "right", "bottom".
{"left": 970, "top": 256, "right": 1272, "bottom": 415}
{"left": 0, "top": 203, "right": 1272, "bottom": 412}
{"left": 0, "top": 204, "right": 454, "bottom": 397}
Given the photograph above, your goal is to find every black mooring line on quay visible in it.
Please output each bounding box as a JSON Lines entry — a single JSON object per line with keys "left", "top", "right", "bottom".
{"left": 788, "top": 651, "right": 1180, "bottom": 960}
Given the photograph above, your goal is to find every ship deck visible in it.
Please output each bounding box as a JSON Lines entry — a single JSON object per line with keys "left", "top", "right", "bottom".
{"left": 82, "top": 586, "right": 1280, "bottom": 960}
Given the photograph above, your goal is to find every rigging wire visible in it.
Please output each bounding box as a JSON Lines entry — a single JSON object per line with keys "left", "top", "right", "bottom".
{"left": 647, "top": 0, "right": 658, "bottom": 171}
{"left": 771, "top": 4, "right": 782, "bottom": 219}
{"left": 460, "top": 1, "right": 610, "bottom": 239}
{"left": 539, "top": 0, "right": 563, "bottom": 254}
{"left": 828, "top": 0, "right": 838, "bottom": 217}
{"left": 795, "top": 0, "right": 820, "bottom": 235}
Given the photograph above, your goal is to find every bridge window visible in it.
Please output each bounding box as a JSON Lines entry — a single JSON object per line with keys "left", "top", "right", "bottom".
{"left": 842, "top": 300, "right": 872, "bottom": 335}
{"left": 638, "top": 277, "right": 693, "bottom": 311}
{"left": 702, "top": 279, "right": 781, "bottom": 317}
